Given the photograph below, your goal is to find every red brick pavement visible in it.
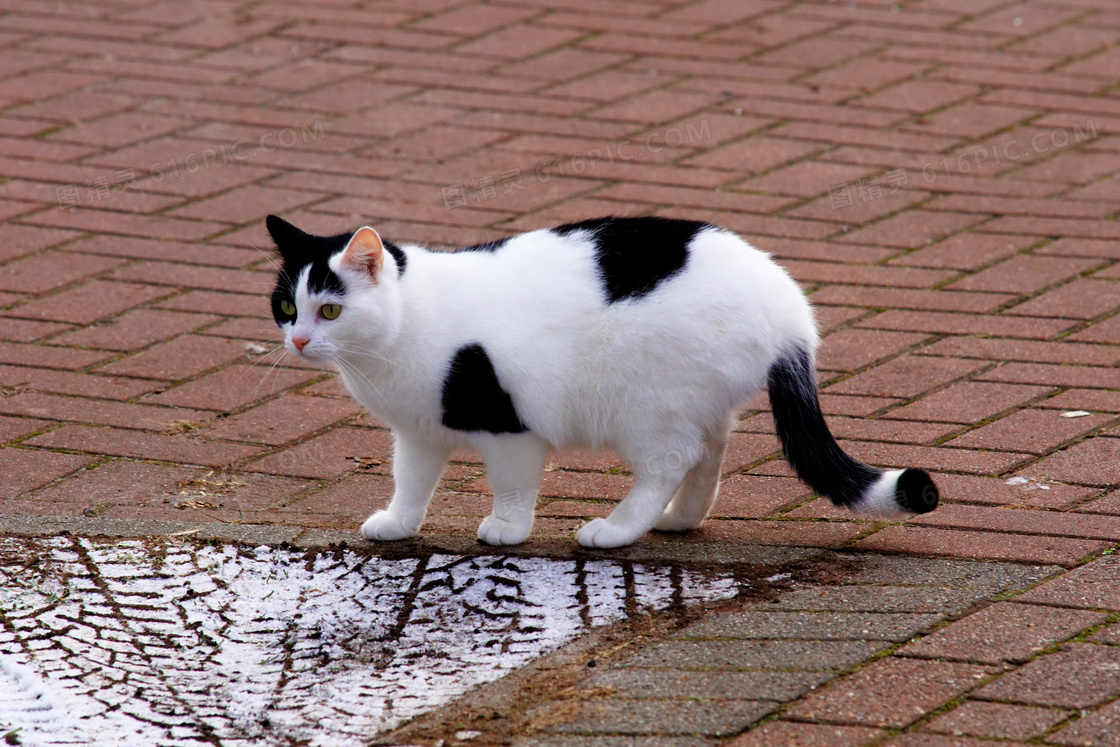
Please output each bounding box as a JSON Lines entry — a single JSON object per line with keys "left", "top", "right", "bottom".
{"left": 2, "top": 0, "right": 1120, "bottom": 743}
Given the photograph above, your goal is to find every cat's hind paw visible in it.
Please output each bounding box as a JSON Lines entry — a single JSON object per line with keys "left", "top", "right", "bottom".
{"left": 653, "top": 509, "right": 702, "bottom": 532}
{"left": 477, "top": 515, "right": 531, "bottom": 546}
{"left": 361, "top": 511, "right": 417, "bottom": 541}
{"left": 576, "top": 518, "right": 641, "bottom": 549}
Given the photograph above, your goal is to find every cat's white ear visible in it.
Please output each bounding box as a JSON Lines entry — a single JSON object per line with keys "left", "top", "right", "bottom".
{"left": 342, "top": 226, "right": 384, "bottom": 280}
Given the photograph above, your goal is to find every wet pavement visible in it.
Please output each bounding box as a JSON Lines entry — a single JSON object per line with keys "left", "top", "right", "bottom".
{"left": 0, "top": 536, "right": 742, "bottom": 746}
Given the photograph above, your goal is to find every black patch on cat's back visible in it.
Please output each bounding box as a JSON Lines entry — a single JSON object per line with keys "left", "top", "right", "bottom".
{"left": 384, "top": 240, "right": 407, "bottom": 275}
{"left": 555, "top": 216, "right": 708, "bottom": 303}
{"left": 441, "top": 344, "right": 528, "bottom": 434}
{"left": 457, "top": 237, "right": 509, "bottom": 254}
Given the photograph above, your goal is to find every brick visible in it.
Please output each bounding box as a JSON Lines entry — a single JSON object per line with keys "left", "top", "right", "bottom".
{"left": 756, "top": 36, "right": 880, "bottom": 70}
{"left": 0, "top": 317, "right": 71, "bottom": 343}
{"left": 924, "top": 700, "right": 1069, "bottom": 742}
{"left": 1047, "top": 697, "right": 1120, "bottom": 747}
{"left": 620, "top": 638, "right": 886, "bottom": 672}
{"left": 947, "top": 255, "right": 1099, "bottom": 294}
{"left": 918, "top": 336, "right": 1120, "bottom": 366}
{"left": 858, "top": 310, "right": 1074, "bottom": 340}
{"left": 670, "top": 519, "right": 865, "bottom": 549}
{"left": 824, "top": 418, "right": 960, "bottom": 446}
{"left": 901, "top": 602, "right": 1104, "bottom": 664}
{"left": 786, "top": 658, "right": 988, "bottom": 728}
{"left": 837, "top": 211, "right": 985, "bottom": 250}
{"left": 974, "top": 643, "right": 1120, "bottom": 708}
{"left": 0, "top": 415, "right": 49, "bottom": 445}
{"left": 1017, "top": 556, "right": 1120, "bottom": 609}
{"left": 859, "top": 80, "right": 980, "bottom": 113}
{"left": 1021, "top": 437, "right": 1120, "bottom": 487}
{"left": 1006, "top": 278, "right": 1120, "bottom": 319}
{"left": 25, "top": 424, "right": 259, "bottom": 468}
{"left": 1036, "top": 236, "right": 1120, "bottom": 260}
{"left": 949, "top": 408, "right": 1113, "bottom": 454}
{"left": 887, "top": 381, "right": 1051, "bottom": 424}
{"left": 156, "top": 290, "right": 269, "bottom": 317}
{"left": 0, "top": 392, "right": 211, "bottom": 433}
{"left": 0, "top": 342, "right": 110, "bottom": 371}
{"left": 244, "top": 427, "right": 393, "bottom": 479}
{"left": 816, "top": 329, "right": 930, "bottom": 372}
{"left": 932, "top": 473, "right": 1094, "bottom": 511}
{"left": 96, "top": 335, "right": 248, "bottom": 380}
{"left": 589, "top": 89, "right": 721, "bottom": 125}
{"left": 0, "top": 252, "right": 123, "bottom": 294}
{"left": 548, "top": 697, "right": 778, "bottom": 738}
{"left": 744, "top": 161, "right": 876, "bottom": 198}
{"left": 890, "top": 233, "right": 1036, "bottom": 271}
{"left": 0, "top": 365, "right": 156, "bottom": 401}
{"left": 1070, "top": 314, "right": 1120, "bottom": 344}
{"left": 149, "top": 364, "right": 319, "bottom": 412}
{"left": 825, "top": 356, "right": 985, "bottom": 399}
{"left": 582, "top": 667, "right": 828, "bottom": 703}
{"left": 279, "top": 474, "right": 393, "bottom": 520}
{"left": 810, "top": 286, "right": 1014, "bottom": 314}
{"left": 7, "top": 280, "right": 172, "bottom": 325}
{"left": 842, "top": 441, "right": 1029, "bottom": 475}
{"left": 0, "top": 447, "right": 93, "bottom": 498}
{"left": 977, "top": 362, "right": 1120, "bottom": 389}
{"left": 33, "top": 460, "right": 306, "bottom": 513}
{"left": 727, "top": 722, "right": 886, "bottom": 747}
{"left": 536, "top": 471, "right": 632, "bottom": 501}
{"left": 113, "top": 262, "right": 274, "bottom": 294}
{"left": 199, "top": 395, "right": 360, "bottom": 445}
{"left": 678, "top": 610, "right": 939, "bottom": 642}
{"left": 854, "top": 526, "right": 1105, "bottom": 566}
{"left": 52, "top": 309, "right": 222, "bottom": 351}
{"left": 710, "top": 475, "right": 810, "bottom": 518}
{"left": 684, "top": 135, "right": 821, "bottom": 173}
{"left": 1077, "top": 490, "right": 1120, "bottom": 516}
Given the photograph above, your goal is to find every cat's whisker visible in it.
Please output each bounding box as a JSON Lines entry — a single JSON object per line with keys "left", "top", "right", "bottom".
{"left": 332, "top": 355, "right": 392, "bottom": 411}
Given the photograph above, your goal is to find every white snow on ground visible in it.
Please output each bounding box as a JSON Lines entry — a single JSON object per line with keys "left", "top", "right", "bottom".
{"left": 0, "top": 537, "right": 741, "bottom": 746}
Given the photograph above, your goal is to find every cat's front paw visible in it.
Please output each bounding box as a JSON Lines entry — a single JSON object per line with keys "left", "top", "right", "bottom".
{"left": 576, "top": 518, "right": 640, "bottom": 549}
{"left": 361, "top": 511, "right": 417, "bottom": 541}
{"left": 477, "top": 515, "right": 531, "bottom": 546}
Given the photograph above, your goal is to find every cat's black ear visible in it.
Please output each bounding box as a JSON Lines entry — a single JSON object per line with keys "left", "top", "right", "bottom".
{"left": 266, "top": 215, "right": 309, "bottom": 254}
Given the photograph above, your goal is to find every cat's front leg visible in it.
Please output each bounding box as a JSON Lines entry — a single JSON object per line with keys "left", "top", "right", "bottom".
{"left": 362, "top": 432, "right": 449, "bottom": 541}
{"left": 477, "top": 435, "right": 548, "bottom": 546}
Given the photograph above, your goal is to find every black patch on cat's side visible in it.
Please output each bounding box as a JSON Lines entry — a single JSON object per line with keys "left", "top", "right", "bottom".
{"left": 441, "top": 344, "right": 528, "bottom": 434}
{"left": 555, "top": 216, "right": 707, "bottom": 303}
{"left": 767, "top": 347, "right": 881, "bottom": 508}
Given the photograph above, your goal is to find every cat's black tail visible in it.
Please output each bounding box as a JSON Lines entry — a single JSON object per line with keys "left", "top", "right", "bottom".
{"left": 767, "top": 347, "right": 938, "bottom": 516}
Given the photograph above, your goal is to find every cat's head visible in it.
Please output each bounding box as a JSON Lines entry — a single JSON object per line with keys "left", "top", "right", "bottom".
{"left": 267, "top": 215, "right": 402, "bottom": 363}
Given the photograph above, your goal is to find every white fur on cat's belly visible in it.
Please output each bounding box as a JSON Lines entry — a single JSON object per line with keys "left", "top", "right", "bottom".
{"left": 293, "top": 225, "right": 821, "bottom": 547}
{"left": 851, "top": 470, "right": 908, "bottom": 518}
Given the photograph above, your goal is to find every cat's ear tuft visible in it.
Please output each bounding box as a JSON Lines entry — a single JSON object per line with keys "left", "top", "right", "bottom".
{"left": 342, "top": 226, "right": 385, "bottom": 280}
{"left": 266, "top": 215, "right": 308, "bottom": 253}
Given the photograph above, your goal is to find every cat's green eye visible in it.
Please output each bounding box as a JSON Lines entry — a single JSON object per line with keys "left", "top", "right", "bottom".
{"left": 280, "top": 299, "right": 296, "bottom": 317}
{"left": 321, "top": 303, "right": 342, "bottom": 320}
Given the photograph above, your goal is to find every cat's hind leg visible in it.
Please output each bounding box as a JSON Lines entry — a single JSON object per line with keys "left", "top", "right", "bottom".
{"left": 654, "top": 416, "right": 733, "bottom": 532}
{"left": 577, "top": 438, "right": 700, "bottom": 549}
{"left": 363, "top": 432, "right": 450, "bottom": 541}
{"left": 478, "top": 434, "right": 549, "bottom": 546}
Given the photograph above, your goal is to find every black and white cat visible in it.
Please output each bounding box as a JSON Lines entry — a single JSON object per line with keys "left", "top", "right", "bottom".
{"left": 267, "top": 215, "right": 938, "bottom": 549}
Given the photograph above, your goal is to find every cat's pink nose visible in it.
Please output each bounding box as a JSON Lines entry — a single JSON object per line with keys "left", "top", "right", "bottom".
{"left": 292, "top": 335, "right": 310, "bottom": 351}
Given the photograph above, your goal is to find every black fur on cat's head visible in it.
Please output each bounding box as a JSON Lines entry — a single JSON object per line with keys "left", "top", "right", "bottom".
{"left": 267, "top": 215, "right": 352, "bottom": 327}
